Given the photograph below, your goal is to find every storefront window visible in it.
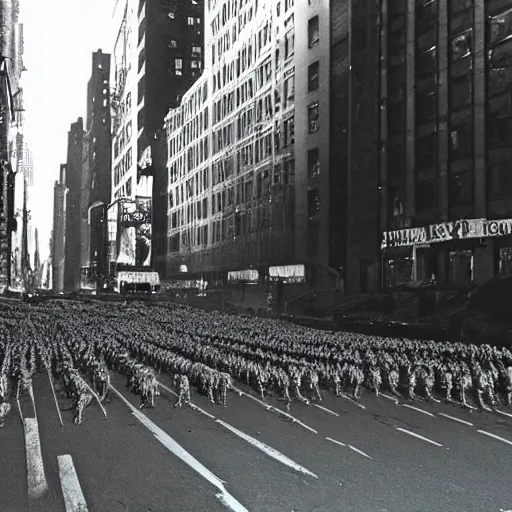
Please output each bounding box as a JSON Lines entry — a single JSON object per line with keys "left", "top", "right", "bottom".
{"left": 385, "top": 257, "right": 413, "bottom": 288}
{"left": 448, "top": 249, "right": 473, "bottom": 286}
{"left": 499, "top": 247, "right": 512, "bottom": 276}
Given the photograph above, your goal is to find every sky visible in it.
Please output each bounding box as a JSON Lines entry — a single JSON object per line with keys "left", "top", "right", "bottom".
{"left": 20, "top": 0, "right": 114, "bottom": 260}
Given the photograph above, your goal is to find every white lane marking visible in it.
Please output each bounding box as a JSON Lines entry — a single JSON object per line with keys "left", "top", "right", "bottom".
{"left": 110, "top": 385, "right": 248, "bottom": 512}
{"left": 57, "top": 455, "right": 89, "bottom": 512}
{"left": 312, "top": 403, "right": 340, "bottom": 417}
{"left": 157, "top": 381, "right": 216, "bottom": 419}
{"left": 339, "top": 393, "right": 366, "bottom": 410}
{"left": 380, "top": 393, "right": 399, "bottom": 404}
{"left": 326, "top": 437, "right": 346, "bottom": 447}
{"left": 216, "top": 419, "right": 318, "bottom": 478}
{"left": 496, "top": 409, "right": 512, "bottom": 419}
{"left": 348, "top": 445, "right": 373, "bottom": 460}
{"left": 477, "top": 430, "right": 512, "bottom": 447}
{"left": 438, "top": 413, "right": 474, "bottom": 427}
{"left": 396, "top": 427, "right": 443, "bottom": 447}
{"left": 24, "top": 418, "right": 48, "bottom": 499}
{"left": 232, "top": 387, "right": 319, "bottom": 434}
{"left": 159, "top": 381, "right": 318, "bottom": 477}
{"left": 401, "top": 404, "right": 435, "bottom": 417}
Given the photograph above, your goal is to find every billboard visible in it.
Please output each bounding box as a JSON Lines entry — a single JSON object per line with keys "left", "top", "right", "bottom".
{"left": 116, "top": 196, "right": 152, "bottom": 267}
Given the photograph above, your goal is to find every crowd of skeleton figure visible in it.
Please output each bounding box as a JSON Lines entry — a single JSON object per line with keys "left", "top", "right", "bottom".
{"left": 0, "top": 299, "right": 511, "bottom": 426}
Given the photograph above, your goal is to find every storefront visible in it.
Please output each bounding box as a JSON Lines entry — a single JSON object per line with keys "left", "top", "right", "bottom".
{"left": 381, "top": 218, "right": 512, "bottom": 289}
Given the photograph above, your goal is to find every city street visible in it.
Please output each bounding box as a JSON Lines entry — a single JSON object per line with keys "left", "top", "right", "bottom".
{"left": 1, "top": 371, "right": 512, "bottom": 512}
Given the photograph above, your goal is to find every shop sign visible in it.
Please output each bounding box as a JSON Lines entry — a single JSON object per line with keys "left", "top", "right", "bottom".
{"left": 382, "top": 218, "right": 512, "bottom": 249}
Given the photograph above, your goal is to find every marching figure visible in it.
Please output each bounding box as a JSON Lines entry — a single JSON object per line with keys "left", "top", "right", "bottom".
{"left": 174, "top": 374, "right": 191, "bottom": 408}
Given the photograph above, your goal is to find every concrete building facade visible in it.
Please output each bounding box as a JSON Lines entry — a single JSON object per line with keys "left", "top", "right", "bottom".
{"left": 63, "top": 118, "right": 84, "bottom": 291}
{"left": 379, "top": 0, "right": 512, "bottom": 289}
{"left": 86, "top": 49, "right": 111, "bottom": 276}
{"left": 52, "top": 164, "right": 68, "bottom": 292}
{"left": 0, "top": 0, "right": 24, "bottom": 290}
{"left": 164, "top": 0, "right": 339, "bottom": 285}
{"left": 109, "top": 0, "right": 204, "bottom": 275}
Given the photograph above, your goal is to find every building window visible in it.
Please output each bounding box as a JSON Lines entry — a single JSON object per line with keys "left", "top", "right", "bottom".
{"left": 308, "top": 61, "right": 319, "bottom": 91}
{"left": 307, "top": 188, "right": 320, "bottom": 219}
{"left": 169, "top": 40, "right": 178, "bottom": 48}
{"left": 499, "top": 247, "right": 512, "bottom": 276}
{"left": 449, "top": 171, "right": 473, "bottom": 205}
{"left": 175, "top": 58, "right": 182, "bottom": 70}
{"left": 191, "top": 61, "right": 199, "bottom": 68}
{"left": 415, "top": 177, "right": 437, "bottom": 213}
{"left": 308, "top": 16, "right": 320, "bottom": 48}
{"left": 192, "top": 46, "right": 201, "bottom": 54}
{"left": 450, "top": 121, "right": 473, "bottom": 159}
{"left": 308, "top": 102, "right": 319, "bottom": 133}
{"left": 489, "top": 160, "right": 512, "bottom": 198}
{"left": 284, "top": 75, "right": 294, "bottom": 106}
{"left": 188, "top": 17, "right": 194, "bottom": 25}
{"left": 416, "top": 132, "right": 437, "bottom": 168}
{"left": 307, "top": 148, "right": 320, "bottom": 179}
{"left": 284, "top": 117, "right": 295, "bottom": 146}
{"left": 285, "top": 30, "right": 295, "bottom": 58}
{"left": 448, "top": 250, "right": 473, "bottom": 287}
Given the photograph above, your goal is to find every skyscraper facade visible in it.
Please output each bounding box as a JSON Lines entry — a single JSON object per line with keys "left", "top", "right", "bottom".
{"left": 52, "top": 165, "right": 67, "bottom": 292}
{"left": 86, "top": 49, "right": 111, "bottom": 276}
{"left": 379, "top": 0, "right": 512, "bottom": 289}
{"left": 164, "top": 0, "right": 338, "bottom": 286}
{"left": 109, "top": 0, "right": 204, "bottom": 273}
{"left": 63, "top": 118, "right": 84, "bottom": 291}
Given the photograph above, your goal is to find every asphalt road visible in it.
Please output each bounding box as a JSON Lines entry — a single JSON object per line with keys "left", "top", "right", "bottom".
{"left": 2, "top": 370, "right": 512, "bottom": 512}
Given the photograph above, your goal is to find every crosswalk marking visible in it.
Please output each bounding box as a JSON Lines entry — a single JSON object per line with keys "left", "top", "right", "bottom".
{"left": 57, "top": 455, "right": 89, "bottom": 512}
{"left": 396, "top": 427, "right": 443, "bottom": 447}
{"left": 24, "top": 418, "right": 48, "bottom": 499}
{"left": 110, "top": 384, "right": 249, "bottom": 512}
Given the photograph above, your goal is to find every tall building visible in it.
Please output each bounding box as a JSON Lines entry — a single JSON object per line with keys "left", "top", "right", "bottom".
{"left": 108, "top": 0, "right": 204, "bottom": 274}
{"left": 0, "top": 0, "right": 24, "bottom": 289}
{"left": 63, "top": 117, "right": 84, "bottom": 291}
{"left": 86, "top": 49, "right": 111, "bottom": 276}
{"left": 379, "top": 0, "right": 512, "bottom": 289}
{"left": 52, "top": 165, "right": 68, "bottom": 292}
{"left": 164, "top": 0, "right": 342, "bottom": 286}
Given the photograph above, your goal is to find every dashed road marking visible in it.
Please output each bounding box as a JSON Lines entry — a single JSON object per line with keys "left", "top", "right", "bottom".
{"left": 438, "top": 413, "right": 473, "bottom": 427}
{"left": 477, "top": 430, "right": 512, "bottom": 447}
{"left": 57, "top": 455, "right": 89, "bottom": 512}
{"left": 326, "top": 437, "right": 346, "bottom": 447}
{"left": 24, "top": 418, "right": 48, "bottom": 499}
{"left": 348, "top": 445, "right": 372, "bottom": 460}
{"left": 110, "top": 385, "right": 248, "bottom": 512}
{"left": 339, "top": 393, "right": 366, "bottom": 410}
{"left": 396, "top": 427, "right": 443, "bottom": 447}
{"left": 401, "top": 404, "right": 435, "bottom": 418}
{"left": 217, "top": 420, "right": 318, "bottom": 478}
{"left": 232, "top": 387, "right": 318, "bottom": 434}
{"left": 158, "top": 381, "right": 216, "bottom": 419}
{"left": 312, "top": 403, "right": 340, "bottom": 417}
{"left": 496, "top": 409, "right": 512, "bottom": 419}
{"left": 158, "top": 381, "right": 318, "bottom": 477}
{"left": 380, "top": 393, "right": 399, "bottom": 404}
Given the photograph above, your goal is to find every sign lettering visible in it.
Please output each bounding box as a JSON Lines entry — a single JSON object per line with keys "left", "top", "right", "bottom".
{"left": 380, "top": 218, "right": 512, "bottom": 249}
